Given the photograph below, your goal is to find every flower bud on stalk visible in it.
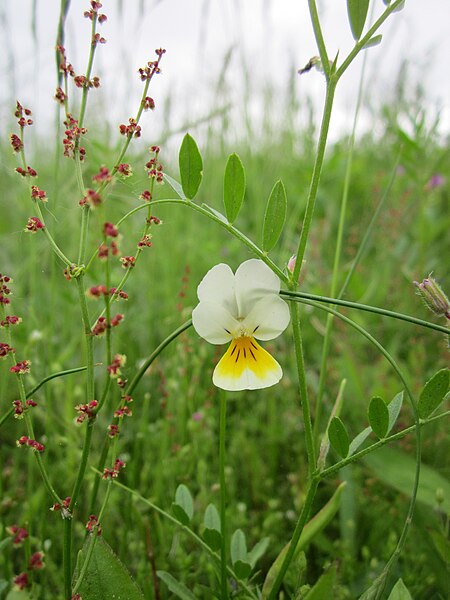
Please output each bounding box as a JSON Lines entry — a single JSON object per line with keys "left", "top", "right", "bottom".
{"left": 414, "top": 275, "right": 450, "bottom": 320}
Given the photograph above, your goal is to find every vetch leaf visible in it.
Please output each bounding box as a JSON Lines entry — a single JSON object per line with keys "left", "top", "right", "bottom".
{"left": 348, "top": 426, "right": 371, "bottom": 456}
{"left": 387, "top": 578, "right": 413, "bottom": 600}
{"left": 347, "top": 0, "right": 370, "bottom": 40}
{"left": 203, "top": 503, "right": 222, "bottom": 551}
{"left": 368, "top": 396, "right": 389, "bottom": 439}
{"left": 163, "top": 173, "right": 187, "bottom": 200}
{"left": 262, "top": 180, "right": 287, "bottom": 252}
{"left": 223, "top": 153, "right": 246, "bottom": 223}
{"left": 328, "top": 417, "right": 349, "bottom": 458}
{"left": 233, "top": 559, "right": 252, "bottom": 580}
{"left": 75, "top": 537, "right": 145, "bottom": 600}
{"left": 230, "top": 529, "right": 248, "bottom": 564}
{"left": 387, "top": 391, "right": 403, "bottom": 434}
{"left": 418, "top": 368, "right": 449, "bottom": 419}
{"left": 304, "top": 564, "right": 337, "bottom": 599}
{"left": 179, "top": 133, "right": 203, "bottom": 199}
{"left": 363, "top": 34, "right": 383, "bottom": 49}
{"left": 156, "top": 571, "right": 196, "bottom": 600}
{"left": 201, "top": 203, "right": 228, "bottom": 225}
{"left": 247, "top": 537, "right": 270, "bottom": 568}
{"left": 172, "top": 484, "right": 194, "bottom": 524}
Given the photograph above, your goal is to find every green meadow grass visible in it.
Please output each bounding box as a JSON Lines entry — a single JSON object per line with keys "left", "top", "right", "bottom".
{"left": 0, "top": 3, "right": 449, "bottom": 598}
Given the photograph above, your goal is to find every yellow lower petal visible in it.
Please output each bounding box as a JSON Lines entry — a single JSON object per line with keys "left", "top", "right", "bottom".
{"left": 212, "top": 336, "right": 282, "bottom": 391}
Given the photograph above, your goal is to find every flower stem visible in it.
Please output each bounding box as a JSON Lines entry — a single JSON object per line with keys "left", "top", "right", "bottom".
{"left": 219, "top": 392, "right": 228, "bottom": 600}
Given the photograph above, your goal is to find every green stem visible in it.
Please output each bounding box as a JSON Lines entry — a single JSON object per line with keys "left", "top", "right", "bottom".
{"left": 289, "top": 302, "right": 316, "bottom": 474}
{"left": 219, "top": 392, "right": 228, "bottom": 600}
{"left": 307, "top": 0, "right": 330, "bottom": 78}
{"left": 63, "top": 517, "right": 72, "bottom": 600}
{"left": 266, "top": 477, "right": 320, "bottom": 600}
{"left": 292, "top": 77, "right": 337, "bottom": 285}
{"left": 281, "top": 290, "right": 449, "bottom": 335}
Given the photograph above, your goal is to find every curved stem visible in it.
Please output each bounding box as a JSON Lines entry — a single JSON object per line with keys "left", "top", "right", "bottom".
{"left": 281, "top": 290, "right": 449, "bottom": 335}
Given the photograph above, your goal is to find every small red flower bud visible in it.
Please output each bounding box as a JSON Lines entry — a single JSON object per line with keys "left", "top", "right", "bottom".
{"left": 142, "top": 96, "right": 155, "bottom": 110}
{"left": 0, "top": 342, "right": 15, "bottom": 358}
{"left": 29, "top": 551, "right": 45, "bottom": 570}
{"left": 1, "top": 315, "right": 22, "bottom": 327}
{"left": 139, "top": 190, "right": 152, "bottom": 202}
{"left": 120, "top": 256, "right": 135, "bottom": 269}
{"left": 117, "top": 163, "right": 132, "bottom": 178}
{"left": 10, "top": 360, "right": 31, "bottom": 374}
{"left": 92, "top": 166, "right": 111, "bottom": 183}
{"left": 13, "top": 572, "right": 29, "bottom": 590}
{"left": 108, "top": 423, "right": 120, "bottom": 437}
{"left": 137, "top": 234, "right": 153, "bottom": 249}
{"left": 31, "top": 185, "right": 48, "bottom": 202}
{"left": 10, "top": 133, "right": 23, "bottom": 153}
{"left": 25, "top": 217, "right": 45, "bottom": 233}
{"left": 110, "top": 313, "right": 124, "bottom": 327}
{"left": 103, "top": 222, "right": 119, "bottom": 237}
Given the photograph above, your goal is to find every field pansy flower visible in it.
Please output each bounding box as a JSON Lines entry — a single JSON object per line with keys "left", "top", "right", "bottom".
{"left": 192, "top": 259, "right": 290, "bottom": 391}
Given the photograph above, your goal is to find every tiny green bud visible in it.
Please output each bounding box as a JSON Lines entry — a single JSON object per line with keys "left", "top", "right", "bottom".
{"left": 414, "top": 275, "right": 450, "bottom": 319}
{"left": 435, "top": 487, "right": 445, "bottom": 506}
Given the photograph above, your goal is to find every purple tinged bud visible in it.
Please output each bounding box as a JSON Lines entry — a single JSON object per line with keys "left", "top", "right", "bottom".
{"left": 414, "top": 275, "right": 450, "bottom": 319}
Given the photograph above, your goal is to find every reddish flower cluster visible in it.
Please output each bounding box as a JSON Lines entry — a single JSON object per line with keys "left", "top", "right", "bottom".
{"left": 109, "top": 287, "right": 128, "bottom": 300}
{"left": 107, "top": 354, "right": 126, "bottom": 378}
{"left": 103, "top": 221, "right": 118, "bottom": 237}
{"left": 93, "top": 166, "right": 112, "bottom": 184}
{"left": 55, "top": 86, "right": 66, "bottom": 105}
{"left": 102, "top": 458, "right": 126, "bottom": 479}
{"left": 119, "top": 118, "right": 141, "bottom": 138}
{"left": 80, "top": 188, "right": 102, "bottom": 207}
{"left": 7, "top": 524, "right": 29, "bottom": 545}
{"left": 14, "top": 101, "right": 33, "bottom": 127}
{"left": 0, "top": 274, "right": 12, "bottom": 305}
{"left": 74, "top": 75, "right": 101, "bottom": 89}
{"left": 0, "top": 342, "right": 15, "bottom": 358}
{"left": 92, "top": 33, "right": 106, "bottom": 46}
{"left": 107, "top": 423, "right": 120, "bottom": 437}
{"left": 116, "top": 163, "right": 132, "bottom": 178}
{"left": 147, "top": 215, "right": 161, "bottom": 226}
{"left": 15, "top": 166, "right": 37, "bottom": 177}
{"left": 110, "top": 313, "right": 124, "bottom": 327}
{"left": 13, "top": 398, "right": 37, "bottom": 419}
{"left": 138, "top": 48, "right": 166, "bottom": 81}
{"left": 145, "top": 145, "right": 164, "bottom": 183}
{"left": 63, "top": 114, "right": 87, "bottom": 160}
{"left": 25, "top": 217, "right": 45, "bottom": 233}
{"left": 10, "top": 360, "right": 31, "bottom": 374}
{"left": 120, "top": 256, "right": 136, "bottom": 269}
{"left": 31, "top": 185, "right": 47, "bottom": 202}
{"left": 13, "top": 572, "right": 29, "bottom": 590}
{"left": 91, "top": 313, "right": 123, "bottom": 335}
{"left": 116, "top": 377, "right": 127, "bottom": 389}
{"left": 142, "top": 96, "right": 155, "bottom": 110}
{"left": 51, "top": 496, "right": 71, "bottom": 513}
{"left": 114, "top": 406, "right": 132, "bottom": 418}
{"left": 87, "top": 284, "right": 108, "bottom": 298}
{"left": 75, "top": 400, "right": 98, "bottom": 423}
{"left": 29, "top": 551, "right": 45, "bottom": 570}
{"left": 140, "top": 190, "right": 152, "bottom": 202}
{"left": 86, "top": 514, "right": 102, "bottom": 535}
{"left": 84, "top": 1, "right": 107, "bottom": 24}
{"left": 56, "top": 45, "right": 75, "bottom": 78}
{"left": 98, "top": 240, "right": 120, "bottom": 259}
{"left": 137, "top": 234, "right": 153, "bottom": 249}
{"left": 16, "top": 435, "right": 44, "bottom": 452}
{"left": 10, "top": 133, "right": 23, "bottom": 153}
{"left": 1, "top": 315, "right": 21, "bottom": 327}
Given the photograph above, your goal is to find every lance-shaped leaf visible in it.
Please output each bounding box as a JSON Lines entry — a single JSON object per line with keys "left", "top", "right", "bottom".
{"left": 417, "top": 368, "right": 449, "bottom": 419}
{"left": 223, "top": 153, "right": 246, "bottom": 223}
{"left": 387, "top": 578, "right": 413, "bottom": 600}
{"left": 262, "top": 180, "right": 287, "bottom": 252}
{"left": 347, "top": 0, "right": 370, "bottom": 40}
{"left": 363, "top": 34, "right": 383, "bottom": 49}
{"left": 156, "top": 571, "right": 196, "bottom": 600}
{"left": 328, "top": 416, "right": 350, "bottom": 458}
{"left": 368, "top": 396, "right": 389, "bottom": 439}
{"left": 179, "top": 133, "right": 203, "bottom": 199}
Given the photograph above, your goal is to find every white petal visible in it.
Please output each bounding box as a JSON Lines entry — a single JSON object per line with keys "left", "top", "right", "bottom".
{"left": 192, "top": 301, "right": 238, "bottom": 344}
{"left": 197, "top": 263, "right": 238, "bottom": 316}
{"left": 234, "top": 259, "right": 281, "bottom": 318}
{"left": 242, "top": 294, "right": 290, "bottom": 341}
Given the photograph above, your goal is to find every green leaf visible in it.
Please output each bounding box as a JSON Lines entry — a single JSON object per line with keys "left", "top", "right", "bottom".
{"left": 387, "top": 391, "right": 403, "bottom": 434}
{"left": 364, "top": 447, "right": 450, "bottom": 513}
{"left": 363, "top": 34, "right": 383, "bottom": 49}
{"left": 262, "top": 483, "right": 345, "bottom": 599}
{"left": 262, "top": 180, "right": 287, "bottom": 252}
{"left": 223, "top": 153, "right": 246, "bottom": 223}
{"left": 179, "top": 133, "right": 203, "bottom": 199}
{"left": 328, "top": 417, "right": 350, "bottom": 458}
{"left": 163, "top": 173, "right": 187, "bottom": 200}
{"left": 387, "top": 578, "right": 413, "bottom": 600}
{"left": 359, "top": 568, "right": 389, "bottom": 600}
{"left": 233, "top": 559, "right": 252, "bottom": 580}
{"left": 348, "top": 426, "right": 371, "bottom": 456}
{"left": 418, "top": 368, "right": 449, "bottom": 419}
{"left": 172, "top": 484, "right": 194, "bottom": 525}
{"left": 247, "top": 537, "right": 270, "bottom": 568}
{"left": 347, "top": 0, "right": 370, "bottom": 40}
{"left": 6, "top": 592, "right": 31, "bottom": 600}
{"left": 368, "top": 396, "right": 389, "bottom": 439}
{"left": 156, "top": 571, "right": 196, "bottom": 600}
{"left": 75, "top": 537, "right": 145, "bottom": 600}
{"left": 304, "top": 564, "right": 337, "bottom": 599}
{"left": 203, "top": 504, "right": 222, "bottom": 551}
{"left": 230, "top": 529, "right": 248, "bottom": 564}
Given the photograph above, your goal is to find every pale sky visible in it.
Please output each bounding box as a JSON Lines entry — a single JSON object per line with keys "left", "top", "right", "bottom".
{"left": 1, "top": 0, "right": 449, "bottom": 146}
